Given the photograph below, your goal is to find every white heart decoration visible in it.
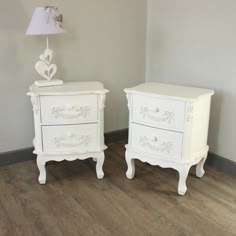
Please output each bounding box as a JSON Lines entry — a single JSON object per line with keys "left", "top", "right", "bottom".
{"left": 48, "top": 64, "right": 57, "bottom": 79}
{"left": 39, "top": 49, "right": 53, "bottom": 65}
{"left": 35, "top": 61, "right": 57, "bottom": 80}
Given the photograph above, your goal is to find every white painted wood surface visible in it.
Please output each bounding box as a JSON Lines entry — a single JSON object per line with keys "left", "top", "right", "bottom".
{"left": 125, "top": 82, "right": 214, "bottom": 195}
{"left": 42, "top": 124, "right": 98, "bottom": 152}
{"left": 132, "top": 94, "right": 186, "bottom": 131}
{"left": 40, "top": 94, "right": 98, "bottom": 124}
{"left": 131, "top": 123, "right": 183, "bottom": 160}
{"left": 125, "top": 82, "right": 214, "bottom": 100}
{"left": 27, "top": 81, "right": 108, "bottom": 184}
{"left": 28, "top": 81, "right": 106, "bottom": 95}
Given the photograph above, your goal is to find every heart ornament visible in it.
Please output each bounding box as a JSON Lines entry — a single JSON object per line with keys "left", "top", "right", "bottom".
{"left": 35, "top": 61, "right": 57, "bottom": 80}
{"left": 39, "top": 49, "right": 53, "bottom": 65}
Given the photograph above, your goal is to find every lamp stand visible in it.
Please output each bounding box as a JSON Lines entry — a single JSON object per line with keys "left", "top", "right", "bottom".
{"left": 34, "top": 36, "right": 63, "bottom": 87}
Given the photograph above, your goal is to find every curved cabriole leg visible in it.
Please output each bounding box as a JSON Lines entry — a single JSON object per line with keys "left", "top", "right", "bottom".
{"left": 196, "top": 155, "right": 207, "bottom": 178}
{"left": 177, "top": 166, "right": 191, "bottom": 195}
{"left": 125, "top": 151, "right": 135, "bottom": 179}
{"left": 37, "top": 155, "right": 46, "bottom": 184}
{"left": 96, "top": 152, "right": 105, "bottom": 179}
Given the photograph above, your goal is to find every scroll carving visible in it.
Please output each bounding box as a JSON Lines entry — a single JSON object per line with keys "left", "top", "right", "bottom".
{"left": 139, "top": 136, "right": 173, "bottom": 154}
{"left": 99, "top": 94, "right": 106, "bottom": 110}
{"left": 51, "top": 105, "right": 89, "bottom": 119}
{"left": 140, "top": 106, "right": 174, "bottom": 124}
{"left": 30, "top": 96, "right": 40, "bottom": 114}
{"left": 126, "top": 94, "right": 132, "bottom": 110}
{"left": 186, "top": 103, "right": 194, "bottom": 122}
{"left": 54, "top": 133, "right": 89, "bottom": 148}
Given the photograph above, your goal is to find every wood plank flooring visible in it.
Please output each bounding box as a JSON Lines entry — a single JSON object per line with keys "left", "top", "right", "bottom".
{"left": 0, "top": 141, "right": 235, "bottom": 236}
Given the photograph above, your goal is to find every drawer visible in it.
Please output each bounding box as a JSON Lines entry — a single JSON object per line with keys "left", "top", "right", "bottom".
{"left": 132, "top": 95, "right": 185, "bottom": 131}
{"left": 42, "top": 124, "right": 98, "bottom": 152}
{"left": 40, "top": 95, "right": 98, "bottom": 124}
{"left": 131, "top": 123, "right": 183, "bottom": 160}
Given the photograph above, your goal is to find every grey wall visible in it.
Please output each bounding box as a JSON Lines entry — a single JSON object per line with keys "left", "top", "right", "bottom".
{"left": 0, "top": 0, "right": 147, "bottom": 153}
{"left": 146, "top": 0, "right": 236, "bottom": 162}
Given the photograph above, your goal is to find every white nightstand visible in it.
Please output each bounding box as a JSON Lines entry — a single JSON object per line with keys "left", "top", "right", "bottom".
{"left": 124, "top": 83, "right": 214, "bottom": 195}
{"left": 27, "top": 81, "right": 109, "bottom": 184}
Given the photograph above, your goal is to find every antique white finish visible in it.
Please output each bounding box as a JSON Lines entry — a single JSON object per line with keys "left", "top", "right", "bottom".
{"left": 27, "top": 81, "right": 108, "bottom": 184}
{"left": 132, "top": 123, "right": 183, "bottom": 160}
{"left": 40, "top": 94, "right": 98, "bottom": 124}
{"left": 42, "top": 124, "right": 98, "bottom": 152}
{"left": 133, "top": 95, "right": 185, "bottom": 131}
{"left": 124, "top": 82, "right": 214, "bottom": 195}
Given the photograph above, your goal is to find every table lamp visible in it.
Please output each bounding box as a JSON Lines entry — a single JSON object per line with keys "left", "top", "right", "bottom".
{"left": 26, "top": 6, "right": 65, "bottom": 87}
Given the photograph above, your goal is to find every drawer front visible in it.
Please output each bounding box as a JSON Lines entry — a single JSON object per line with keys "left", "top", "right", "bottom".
{"left": 40, "top": 95, "right": 98, "bottom": 124}
{"left": 131, "top": 123, "right": 183, "bottom": 160}
{"left": 132, "top": 95, "right": 185, "bottom": 131}
{"left": 42, "top": 124, "right": 98, "bottom": 152}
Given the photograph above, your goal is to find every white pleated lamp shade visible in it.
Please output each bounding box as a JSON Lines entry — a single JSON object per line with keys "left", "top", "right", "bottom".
{"left": 26, "top": 7, "right": 65, "bottom": 35}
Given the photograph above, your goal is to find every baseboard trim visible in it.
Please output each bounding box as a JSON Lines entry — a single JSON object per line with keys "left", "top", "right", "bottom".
{"left": 104, "top": 128, "right": 128, "bottom": 144}
{"left": 0, "top": 147, "right": 35, "bottom": 167}
{"left": 206, "top": 152, "right": 236, "bottom": 177}
{"left": 0, "top": 129, "right": 235, "bottom": 177}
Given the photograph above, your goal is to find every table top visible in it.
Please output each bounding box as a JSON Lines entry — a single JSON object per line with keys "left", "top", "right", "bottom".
{"left": 27, "top": 81, "right": 109, "bottom": 96}
{"left": 124, "top": 82, "right": 214, "bottom": 100}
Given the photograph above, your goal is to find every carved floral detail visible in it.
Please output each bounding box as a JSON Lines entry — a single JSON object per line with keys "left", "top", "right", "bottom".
{"left": 140, "top": 106, "right": 174, "bottom": 124}
{"left": 51, "top": 105, "right": 89, "bottom": 119}
{"left": 186, "top": 103, "right": 194, "bottom": 122}
{"left": 30, "top": 96, "right": 39, "bottom": 114}
{"left": 54, "top": 133, "right": 89, "bottom": 148}
{"left": 99, "top": 94, "right": 106, "bottom": 110}
{"left": 139, "top": 136, "right": 173, "bottom": 154}
{"left": 126, "top": 94, "right": 131, "bottom": 110}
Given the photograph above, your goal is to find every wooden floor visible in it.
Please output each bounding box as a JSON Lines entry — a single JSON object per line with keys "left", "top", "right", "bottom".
{"left": 0, "top": 141, "right": 235, "bottom": 236}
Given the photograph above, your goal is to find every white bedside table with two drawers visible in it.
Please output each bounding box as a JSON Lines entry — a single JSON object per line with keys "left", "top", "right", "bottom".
{"left": 27, "top": 81, "right": 108, "bottom": 184}
{"left": 124, "top": 83, "right": 214, "bottom": 195}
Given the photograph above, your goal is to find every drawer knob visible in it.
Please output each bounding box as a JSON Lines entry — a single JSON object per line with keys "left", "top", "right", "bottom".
{"left": 152, "top": 136, "right": 158, "bottom": 142}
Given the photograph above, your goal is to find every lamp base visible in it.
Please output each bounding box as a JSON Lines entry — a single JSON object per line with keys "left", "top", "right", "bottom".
{"left": 34, "top": 79, "right": 63, "bottom": 87}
